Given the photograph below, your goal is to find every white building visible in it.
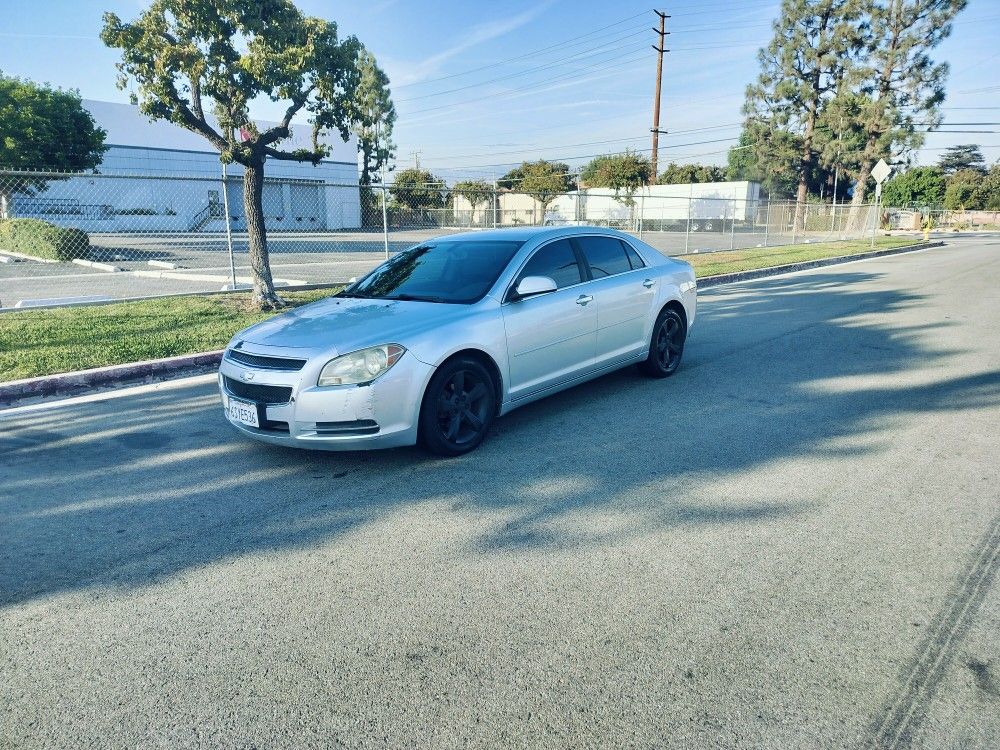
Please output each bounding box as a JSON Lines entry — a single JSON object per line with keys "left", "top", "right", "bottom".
{"left": 452, "top": 181, "right": 761, "bottom": 228}
{"left": 11, "top": 100, "right": 361, "bottom": 231}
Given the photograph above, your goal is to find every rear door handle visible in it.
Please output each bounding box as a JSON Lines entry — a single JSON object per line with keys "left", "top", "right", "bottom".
{"left": 576, "top": 294, "right": 593, "bottom": 306}
{"left": 642, "top": 279, "right": 655, "bottom": 289}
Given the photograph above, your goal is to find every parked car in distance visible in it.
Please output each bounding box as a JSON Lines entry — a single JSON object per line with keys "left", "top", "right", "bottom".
{"left": 219, "top": 226, "right": 697, "bottom": 456}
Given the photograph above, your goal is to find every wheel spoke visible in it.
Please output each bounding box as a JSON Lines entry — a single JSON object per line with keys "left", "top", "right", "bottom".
{"left": 462, "top": 409, "right": 484, "bottom": 429}
{"left": 445, "top": 413, "right": 461, "bottom": 439}
{"left": 467, "top": 382, "right": 488, "bottom": 402}
{"left": 452, "top": 370, "right": 465, "bottom": 395}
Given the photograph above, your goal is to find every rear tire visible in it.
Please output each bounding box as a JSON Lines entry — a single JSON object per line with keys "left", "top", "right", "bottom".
{"left": 640, "top": 307, "right": 686, "bottom": 378}
{"left": 418, "top": 357, "right": 497, "bottom": 456}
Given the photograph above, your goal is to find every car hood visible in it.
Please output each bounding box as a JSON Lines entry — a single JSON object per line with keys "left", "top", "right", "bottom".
{"left": 237, "top": 296, "right": 461, "bottom": 356}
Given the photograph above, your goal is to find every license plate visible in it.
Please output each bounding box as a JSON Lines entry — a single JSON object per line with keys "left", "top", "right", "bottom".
{"left": 226, "top": 397, "right": 260, "bottom": 428}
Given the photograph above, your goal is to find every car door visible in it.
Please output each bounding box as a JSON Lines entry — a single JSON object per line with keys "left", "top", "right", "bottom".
{"left": 572, "top": 235, "right": 656, "bottom": 367}
{"left": 501, "top": 238, "right": 598, "bottom": 400}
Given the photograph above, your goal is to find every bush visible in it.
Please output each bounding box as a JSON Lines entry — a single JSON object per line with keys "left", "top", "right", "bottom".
{"left": 0, "top": 218, "right": 89, "bottom": 261}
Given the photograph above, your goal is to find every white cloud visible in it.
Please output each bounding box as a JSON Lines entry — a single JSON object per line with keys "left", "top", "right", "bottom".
{"left": 391, "top": 1, "right": 556, "bottom": 86}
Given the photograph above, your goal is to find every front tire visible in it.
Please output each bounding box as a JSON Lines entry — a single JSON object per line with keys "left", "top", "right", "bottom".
{"left": 418, "top": 357, "right": 497, "bottom": 456}
{"left": 640, "top": 307, "right": 686, "bottom": 378}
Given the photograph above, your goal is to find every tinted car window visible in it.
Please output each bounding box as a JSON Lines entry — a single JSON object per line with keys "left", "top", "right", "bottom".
{"left": 622, "top": 241, "right": 646, "bottom": 269}
{"left": 577, "top": 235, "right": 632, "bottom": 279}
{"left": 518, "top": 239, "right": 582, "bottom": 289}
{"left": 347, "top": 240, "right": 523, "bottom": 304}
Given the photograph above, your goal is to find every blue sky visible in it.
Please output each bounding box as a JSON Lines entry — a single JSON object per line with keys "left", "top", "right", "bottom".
{"left": 1, "top": 0, "right": 998, "bottom": 183}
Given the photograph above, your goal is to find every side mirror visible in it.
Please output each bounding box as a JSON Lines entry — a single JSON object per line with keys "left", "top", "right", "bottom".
{"left": 514, "top": 275, "right": 557, "bottom": 300}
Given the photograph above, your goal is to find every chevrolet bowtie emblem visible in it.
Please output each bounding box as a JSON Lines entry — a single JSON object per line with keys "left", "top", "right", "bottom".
{"left": 241, "top": 371, "right": 255, "bottom": 381}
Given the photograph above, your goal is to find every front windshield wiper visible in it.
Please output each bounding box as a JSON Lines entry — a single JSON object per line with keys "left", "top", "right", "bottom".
{"left": 335, "top": 290, "right": 371, "bottom": 299}
{"left": 384, "top": 293, "right": 450, "bottom": 304}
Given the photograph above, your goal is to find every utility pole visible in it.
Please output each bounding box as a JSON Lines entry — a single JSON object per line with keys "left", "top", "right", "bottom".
{"left": 650, "top": 10, "right": 669, "bottom": 184}
{"left": 410, "top": 150, "right": 422, "bottom": 170}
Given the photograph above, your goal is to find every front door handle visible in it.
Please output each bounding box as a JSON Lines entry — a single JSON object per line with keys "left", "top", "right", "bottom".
{"left": 576, "top": 294, "right": 593, "bottom": 306}
{"left": 642, "top": 278, "right": 655, "bottom": 289}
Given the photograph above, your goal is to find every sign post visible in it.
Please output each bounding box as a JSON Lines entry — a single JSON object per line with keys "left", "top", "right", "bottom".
{"left": 871, "top": 158, "right": 892, "bottom": 249}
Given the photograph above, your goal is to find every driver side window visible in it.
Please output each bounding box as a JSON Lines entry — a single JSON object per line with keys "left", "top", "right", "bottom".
{"left": 517, "top": 239, "right": 583, "bottom": 290}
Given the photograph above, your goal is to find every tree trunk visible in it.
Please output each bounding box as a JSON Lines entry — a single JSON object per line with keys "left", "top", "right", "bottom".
{"left": 795, "top": 86, "right": 819, "bottom": 233}
{"left": 0, "top": 191, "right": 9, "bottom": 221}
{"left": 242, "top": 160, "right": 283, "bottom": 310}
{"left": 846, "top": 160, "right": 873, "bottom": 234}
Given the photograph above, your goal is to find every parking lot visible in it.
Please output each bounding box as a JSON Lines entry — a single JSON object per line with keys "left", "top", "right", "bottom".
{"left": 0, "top": 226, "right": 824, "bottom": 306}
{"left": 1, "top": 241, "right": 998, "bottom": 748}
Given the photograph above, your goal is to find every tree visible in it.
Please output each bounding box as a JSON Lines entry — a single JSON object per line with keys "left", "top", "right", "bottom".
{"left": 102, "top": 0, "right": 367, "bottom": 310}
{"left": 943, "top": 168, "right": 980, "bottom": 210}
{"left": 580, "top": 150, "right": 652, "bottom": 206}
{"left": 353, "top": 50, "right": 395, "bottom": 186}
{"left": 0, "top": 72, "right": 107, "bottom": 219}
{"left": 452, "top": 179, "right": 493, "bottom": 217}
{"left": 745, "top": 0, "right": 865, "bottom": 228}
{"left": 972, "top": 164, "right": 1000, "bottom": 211}
{"left": 726, "top": 125, "right": 803, "bottom": 197}
{"left": 390, "top": 168, "right": 444, "bottom": 210}
{"left": 657, "top": 161, "right": 724, "bottom": 186}
{"left": 657, "top": 162, "right": 699, "bottom": 185}
{"left": 937, "top": 144, "right": 986, "bottom": 175}
{"left": 880, "top": 166, "right": 945, "bottom": 207}
{"left": 499, "top": 160, "right": 573, "bottom": 222}
{"left": 839, "top": 0, "right": 966, "bottom": 212}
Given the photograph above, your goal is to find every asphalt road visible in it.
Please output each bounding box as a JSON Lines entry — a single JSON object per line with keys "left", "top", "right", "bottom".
{"left": 1, "top": 241, "right": 999, "bottom": 749}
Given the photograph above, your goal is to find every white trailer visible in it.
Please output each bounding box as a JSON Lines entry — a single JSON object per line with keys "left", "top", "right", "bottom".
{"left": 544, "top": 181, "right": 761, "bottom": 228}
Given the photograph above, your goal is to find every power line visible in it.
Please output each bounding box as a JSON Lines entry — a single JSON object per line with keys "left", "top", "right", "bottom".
{"left": 390, "top": 0, "right": 774, "bottom": 91}
{"left": 401, "top": 48, "right": 653, "bottom": 117}
{"left": 392, "top": 12, "right": 650, "bottom": 89}
{"left": 418, "top": 123, "right": 745, "bottom": 161}
{"left": 395, "top": 30, "right": 651, "bottom": 103}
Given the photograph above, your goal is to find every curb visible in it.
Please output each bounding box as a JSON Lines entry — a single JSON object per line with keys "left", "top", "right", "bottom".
{"left": 0, "top": 350, "right": 223, "bottom": 407}
{"left": 0, "top": 240, "right": 944, "bottom": 408}
{"left": 696, "top": 240, "right": 943, "bottom": 288}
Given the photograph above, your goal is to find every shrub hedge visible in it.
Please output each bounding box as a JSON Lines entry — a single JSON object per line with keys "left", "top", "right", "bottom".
{"left": 0, "top": 218, "right": 90, "bottom": 261}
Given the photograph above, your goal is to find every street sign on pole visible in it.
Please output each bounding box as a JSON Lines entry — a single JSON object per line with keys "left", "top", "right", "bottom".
{"left": 872, "top": 158, "right": 891, "bottom": 185}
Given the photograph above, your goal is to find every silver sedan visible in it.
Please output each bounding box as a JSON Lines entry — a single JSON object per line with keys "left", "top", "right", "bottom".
{"left": 219, "top": 226, "right": 697, "bottom": 455}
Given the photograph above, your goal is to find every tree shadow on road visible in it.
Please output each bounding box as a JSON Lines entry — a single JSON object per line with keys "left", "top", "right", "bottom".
{"left": 2, "top": 270, "right": 998, "bottom": 606}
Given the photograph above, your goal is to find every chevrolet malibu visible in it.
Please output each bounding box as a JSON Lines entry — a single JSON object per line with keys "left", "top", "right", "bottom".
{"left": 219, "top": 226, "right": 696, "bottom": 456}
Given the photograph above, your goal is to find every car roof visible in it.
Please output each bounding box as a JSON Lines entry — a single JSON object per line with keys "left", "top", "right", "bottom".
{"left": 427, "top": 225, "right": 631, "bottom": 244}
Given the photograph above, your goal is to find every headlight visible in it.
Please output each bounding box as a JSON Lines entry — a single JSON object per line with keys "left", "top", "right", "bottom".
{"left": 317, "top": 344, "right": 405, "bottom": 386}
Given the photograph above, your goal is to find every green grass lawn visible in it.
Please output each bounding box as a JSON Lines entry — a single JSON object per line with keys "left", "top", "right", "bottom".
{"left": 0, "top": 236, "right": 923, "bottom": 382}
{"left": 0, "top": 289, "right": 336, "bottom": 382}
{"left": 683, "top": 236, "right": 915, "bottom": 277}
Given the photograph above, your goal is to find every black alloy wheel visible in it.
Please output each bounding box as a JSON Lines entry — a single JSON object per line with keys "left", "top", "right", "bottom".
{"left": 640, "top": 307, "right": 686, "bottom": 378}
{"left": 419, "top": 357, "right": 497, "bottom": 456}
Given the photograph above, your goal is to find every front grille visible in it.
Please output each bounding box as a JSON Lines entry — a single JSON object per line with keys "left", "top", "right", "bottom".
{"left": 227, "top": 349, "right": 306, "bottom": 371}
{"left": 223, "top": 375, "right": 293, "bottom": 404}
{"left": 315, "top": 419, "right": 380, "bottom": 436}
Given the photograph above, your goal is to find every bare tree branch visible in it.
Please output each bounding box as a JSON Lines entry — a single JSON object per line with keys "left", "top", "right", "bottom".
{"left": 262, "top": 145, "right": 323, "bottom": 163}
{"left": 260, "top": 85, "right": 316, "bottom": 146}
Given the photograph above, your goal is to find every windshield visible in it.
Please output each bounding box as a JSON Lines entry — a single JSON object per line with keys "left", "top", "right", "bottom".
{"left": 343, "top": 240, "right": 524, "bottom": 304}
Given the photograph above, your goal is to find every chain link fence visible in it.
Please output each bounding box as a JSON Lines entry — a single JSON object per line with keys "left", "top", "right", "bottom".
{"left": 884, "top": 206, "right": 1000, "bottom": 232}
{"left": 0, "top": 168, "right": 880, "bottom": 309}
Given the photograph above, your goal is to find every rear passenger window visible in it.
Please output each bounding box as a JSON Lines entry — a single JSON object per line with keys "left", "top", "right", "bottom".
{"left": 621, "top": 241, "right": 646, "bottom": 269}
{"left": 577, "top": 236, "right": 632, "bottom": 279}
{"left": 518, "top": 239, "right": 582, "bottom": 289}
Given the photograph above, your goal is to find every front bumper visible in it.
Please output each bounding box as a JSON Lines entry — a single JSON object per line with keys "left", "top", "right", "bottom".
{"left": 218, "top": 349, "right": 435, "bottom": 451}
